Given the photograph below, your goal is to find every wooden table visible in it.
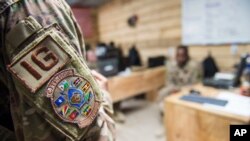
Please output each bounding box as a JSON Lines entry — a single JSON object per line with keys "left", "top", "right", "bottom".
{"left": 164, "top": 84, "right": 250, "bottom": 141}
{"left": 108, "top": 67, "right": 166, "bottom": 103}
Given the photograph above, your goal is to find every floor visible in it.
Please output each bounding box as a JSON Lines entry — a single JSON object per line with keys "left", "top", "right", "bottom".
{"left": 116, "top": 98, "right": 166, "bottom": 141}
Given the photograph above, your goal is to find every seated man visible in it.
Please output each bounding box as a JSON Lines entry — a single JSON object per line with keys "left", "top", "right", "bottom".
{"left": 158, "top": 45, "right": 202, "bottom": 100}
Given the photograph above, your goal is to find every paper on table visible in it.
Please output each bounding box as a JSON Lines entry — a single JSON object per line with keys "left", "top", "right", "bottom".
{"left": 203, "top": 91, "right": 250, "bottom": 117}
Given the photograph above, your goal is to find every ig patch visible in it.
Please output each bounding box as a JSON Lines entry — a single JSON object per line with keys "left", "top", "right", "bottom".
{"left": 46, "top": 69, "right": 100, "bottom": 128}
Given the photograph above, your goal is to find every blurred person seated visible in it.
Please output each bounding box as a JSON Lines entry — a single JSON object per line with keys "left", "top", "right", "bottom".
{"left": 155, "top": 45, "right": 202, "bottom": 137}
{"left": 158, "top": 45, "right": 202, "bottom": 101}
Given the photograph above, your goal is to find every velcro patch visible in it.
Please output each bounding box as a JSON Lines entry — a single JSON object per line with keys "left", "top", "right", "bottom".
{"left": 8, "top": 36, "right": 70, "bottom": 93}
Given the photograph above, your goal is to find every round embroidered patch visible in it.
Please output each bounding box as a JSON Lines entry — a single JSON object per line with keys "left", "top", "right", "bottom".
{"left": 46, "top": 69, "right": 100, "bottom": 128}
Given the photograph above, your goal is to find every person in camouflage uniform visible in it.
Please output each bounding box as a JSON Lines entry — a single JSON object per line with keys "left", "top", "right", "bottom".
{"left": 0, "top": 0, "right": 115, "bottom": 141}
{"left": 158, "top": 45, "right": 202, "bottom": 100}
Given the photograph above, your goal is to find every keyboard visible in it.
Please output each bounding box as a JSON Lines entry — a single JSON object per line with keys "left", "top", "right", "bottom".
{"left": 180, "top": 94, "right": 228, "bottom": 106}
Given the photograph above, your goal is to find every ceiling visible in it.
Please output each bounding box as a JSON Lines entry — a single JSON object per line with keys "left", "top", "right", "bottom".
{"left": 66, "top": 0, "right": 110, "bottom": 7}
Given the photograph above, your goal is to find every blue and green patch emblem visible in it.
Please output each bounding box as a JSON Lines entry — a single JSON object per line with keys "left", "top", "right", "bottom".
{"left": 46, "top": 69, "right": 100, "bottom": 128}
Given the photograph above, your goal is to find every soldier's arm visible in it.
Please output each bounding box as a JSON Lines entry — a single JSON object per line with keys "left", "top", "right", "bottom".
{"left": 91, "top": 70, "right": 115, "bottom": 141}
{"left": 1, "top": 0, "right": 115, "bottom": 141}
{"left": 61, "top": 0, "right": 85, "bottom": 58}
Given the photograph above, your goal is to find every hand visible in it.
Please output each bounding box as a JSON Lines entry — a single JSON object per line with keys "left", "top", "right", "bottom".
{"left": 91, "top": 70, "right": 108, "bottom": 91}
{"left": 169, "top": 87, "right": 180, "bottom": 95}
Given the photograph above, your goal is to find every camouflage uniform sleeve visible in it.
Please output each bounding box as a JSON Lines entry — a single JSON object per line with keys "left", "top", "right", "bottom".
{"left": 0, "top": 0, "right": 115, "bottom": 141}
{"left": 61, "top": 1, "right": 116, "bottom": 140}
{"left": 66, "top": 5, "right": 116, "bottom": 137}
{"left": 85, "top": 90, "right": 116, "bottom": 141}
{"left": 61, "top": 0, "right": 85, "bottom": 58}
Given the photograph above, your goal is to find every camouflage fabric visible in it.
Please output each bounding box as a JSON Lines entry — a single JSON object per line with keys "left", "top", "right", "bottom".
{"left": 0, "top": 125, "right": 16, "bottom": 141}
{"left": 0, "top": 0, "right": 115, "bottom": 141}
{"left": 158, "top": 59, "right": 202, "bottom": 98}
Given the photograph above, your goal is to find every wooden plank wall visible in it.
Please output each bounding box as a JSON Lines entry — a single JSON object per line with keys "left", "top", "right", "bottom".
{"left": 189, "top": 45, "right": 250, "bottom": 71}
{"left": 98, "top": 0, "right": 250, "bottom": 71}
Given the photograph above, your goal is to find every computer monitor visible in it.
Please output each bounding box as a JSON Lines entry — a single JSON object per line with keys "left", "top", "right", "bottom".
{"left": 97, "top": 58, "right": 119, "bottom": 77}
{"left": 148, "top": 56, "right": 166, "bottom": 68}
{"left": 233, "top": 54, "right": 247, "bottom": 87}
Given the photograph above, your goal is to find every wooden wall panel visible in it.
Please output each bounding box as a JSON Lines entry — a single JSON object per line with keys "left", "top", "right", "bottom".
{"left": 189, "top": 45, "right": 250, "bottom": 70}
{"left": 98, "top": 0, "right": 250, "bottom": 71}
{"left": 98, "top": 0, "right": 181, "bottom": 47}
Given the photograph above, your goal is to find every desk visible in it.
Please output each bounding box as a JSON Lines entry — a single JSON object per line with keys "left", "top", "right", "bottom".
{"left": 108, "top": 67, "right": 166, "bottom": 103}
{"left": 164, "top": 84, "right": 250, "bottom": 141}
